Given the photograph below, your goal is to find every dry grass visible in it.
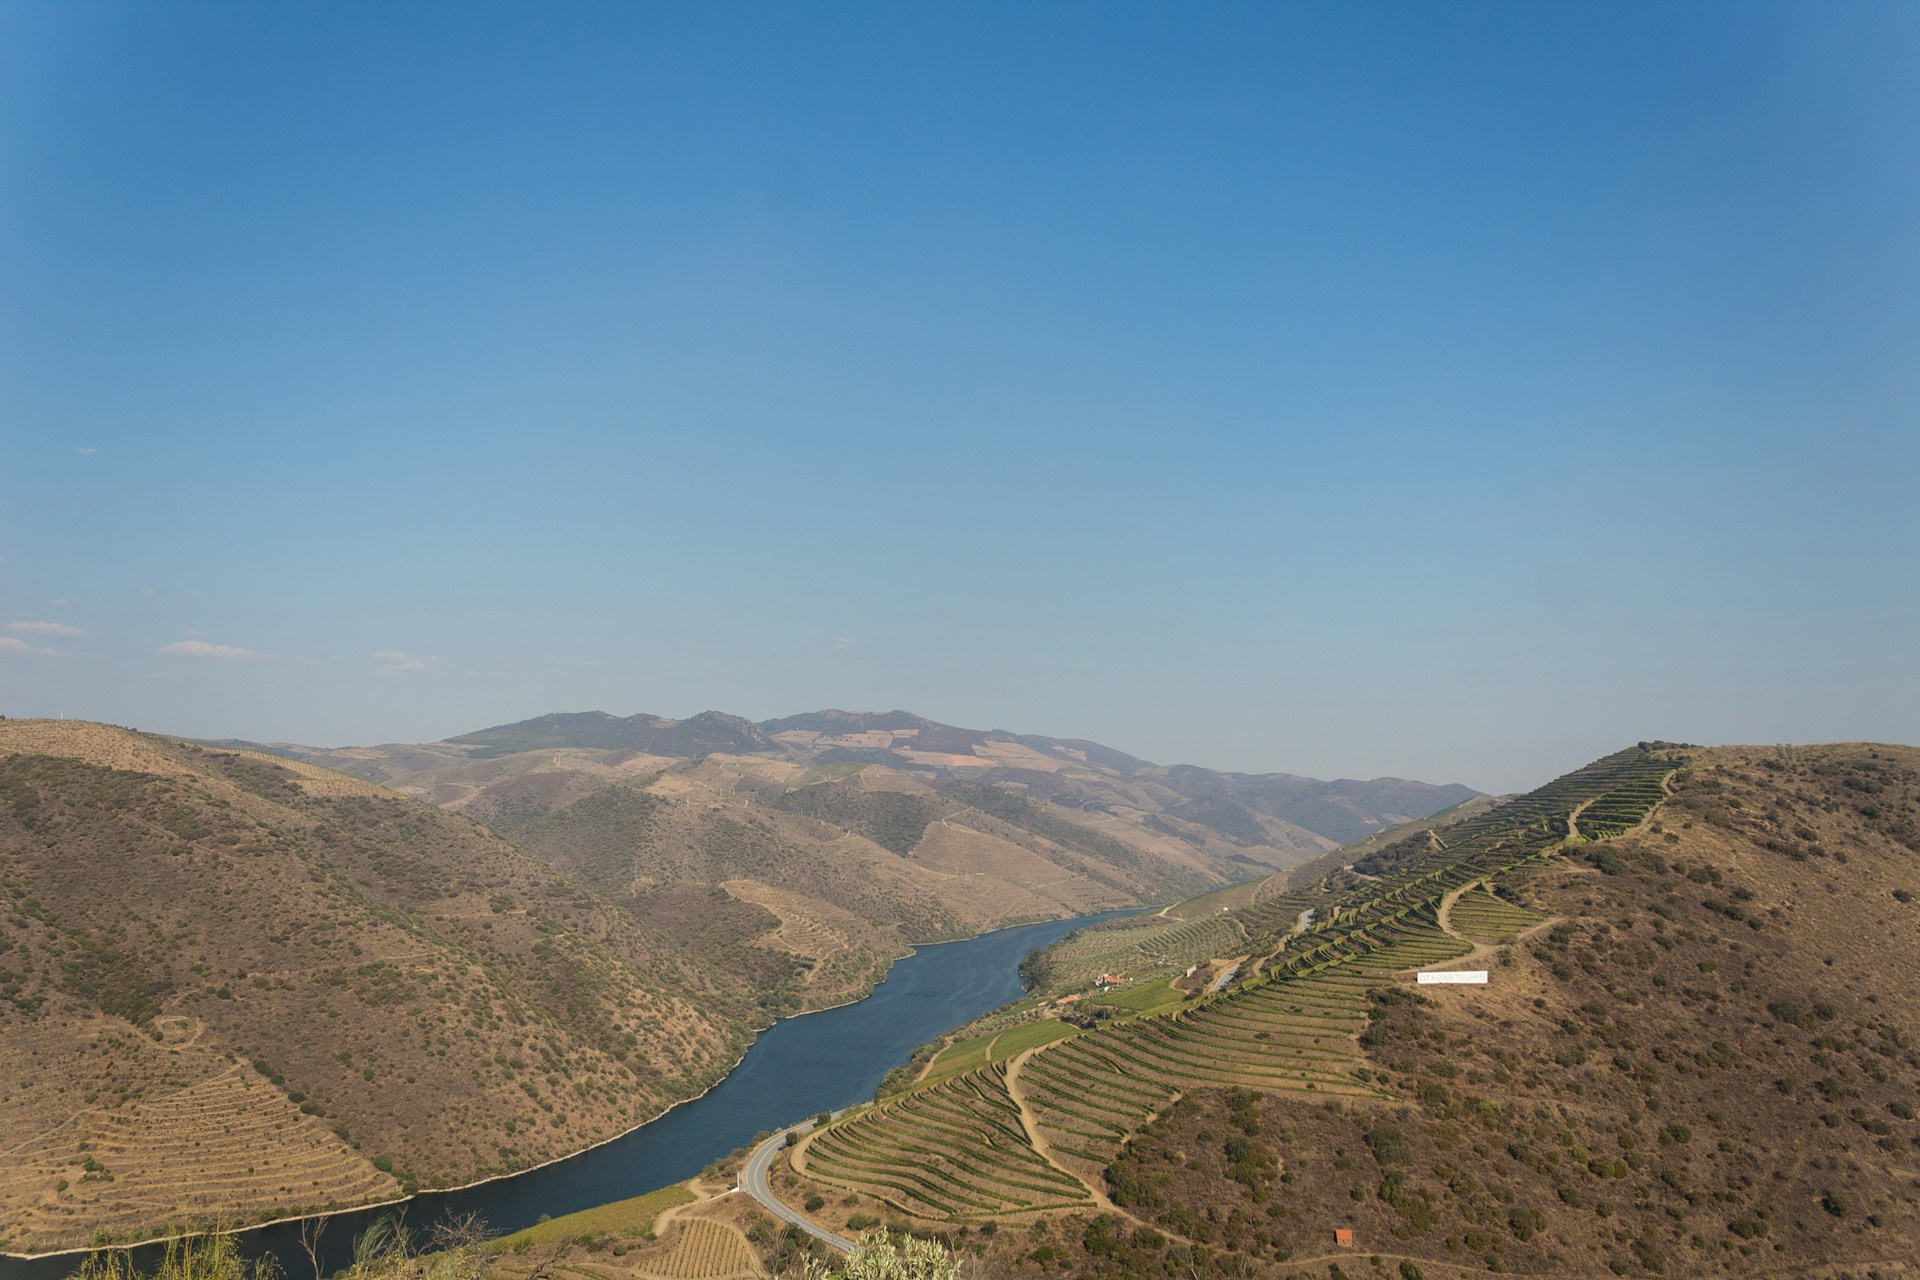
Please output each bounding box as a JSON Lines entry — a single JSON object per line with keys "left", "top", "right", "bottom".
{"left": 0, "top": 723, "right": 739, "bottom": 1253}
{"left": 0, "top": 722, "right": 199, "bottom": 780}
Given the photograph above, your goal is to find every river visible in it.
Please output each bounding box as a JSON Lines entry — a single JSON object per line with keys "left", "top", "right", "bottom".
{"left": 1, "top": 908, "right": 1132, "bottom": 1280}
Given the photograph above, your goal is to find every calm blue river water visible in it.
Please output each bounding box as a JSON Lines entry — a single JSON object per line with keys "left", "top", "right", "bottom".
{"left": 1, "top": 909, "right": 1132, "bottom": 1280}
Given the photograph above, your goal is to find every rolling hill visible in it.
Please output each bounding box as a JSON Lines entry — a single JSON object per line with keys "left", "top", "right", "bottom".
{"left": 240, "top": 709, "right": 1477, "bottom": 1013}
{"left": 0, "top": 721, "right": 764, "bottom": 1254}
{"left": 759, "top": 741, "right": 1920, "bottom": 1279}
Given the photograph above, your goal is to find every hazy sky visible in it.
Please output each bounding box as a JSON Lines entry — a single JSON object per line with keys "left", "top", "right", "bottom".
{"left": 2, "top": 1, "right": 1915, "bottom": 792}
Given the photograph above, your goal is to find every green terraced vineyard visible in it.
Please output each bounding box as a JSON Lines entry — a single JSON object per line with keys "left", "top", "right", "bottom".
{"left": 800, "top": 1062, "right": 1093, "bottom": 1219}
{"left": 1225, "top": 887, "right": 1316, "bottom": 943}
{"left": 1042, "top": 913, "right": 1244, "bottom": 990}
{"left": 1042, "top": 883, "right": 1317, "bottom": 997}
{"left": 1447, "top": 887, "right": 1547, "bottom": 941}
{"left": 792, "top": 745, "right": 1686, "bottom": 1225}
{"left": 1576, "top": 773, "right": 1670, "bottom": 837}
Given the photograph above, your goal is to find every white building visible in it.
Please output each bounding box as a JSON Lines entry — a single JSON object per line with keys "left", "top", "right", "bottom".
{"left": 1417, "top": 970, "right": 1488, "bottom": 985}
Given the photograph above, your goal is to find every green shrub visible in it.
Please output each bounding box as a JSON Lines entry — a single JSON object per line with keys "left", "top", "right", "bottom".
{"left": 1365, "top": 1125, "right": 1410, "bottom": 1165}
{"left": 1508, "top": 1206, "right": 1546, "bottom": 1240}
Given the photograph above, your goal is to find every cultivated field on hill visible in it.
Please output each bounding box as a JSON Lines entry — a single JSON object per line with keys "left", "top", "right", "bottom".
{"left": 1443, "top": 886, "right": 1545, "bottom": 942}
{"left": 787, "top": 747, "right": 1677, "bottom": 1226}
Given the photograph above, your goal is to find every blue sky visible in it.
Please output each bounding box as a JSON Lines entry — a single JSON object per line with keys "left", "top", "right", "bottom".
{"left": 2, "top": 1, "right": 1915, "bottom": 791}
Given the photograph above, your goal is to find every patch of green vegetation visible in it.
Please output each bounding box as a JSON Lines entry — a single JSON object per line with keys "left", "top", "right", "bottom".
{"left": 924, "top": 1032, "right": 997, "bottom": 1082}
{"left": 487, "top": 1182, "right": 694, "bottom": 1251}
{"left": 991, "top": 1018, "right": 1076, "bottom": 1056}
{"left": 1087, "top": 977, "right": 1183, "bottom": 1014}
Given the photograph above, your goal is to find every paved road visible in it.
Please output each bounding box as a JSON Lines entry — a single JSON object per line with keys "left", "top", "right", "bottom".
{"left": 740, "top": 1120, "right": 858, "bottom": 1253}
{"left": 1207, "top": 962, "right": 1242, "bottom": 992}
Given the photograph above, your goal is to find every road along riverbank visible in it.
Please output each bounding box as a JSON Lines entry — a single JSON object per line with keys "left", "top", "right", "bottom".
{"left": 0, "top": 909, "right": 1134, "bottom": 1280}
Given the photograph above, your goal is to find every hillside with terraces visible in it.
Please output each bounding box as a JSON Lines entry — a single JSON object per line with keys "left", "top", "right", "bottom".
{"left": 0, "top": 721, "right": 761, "bottom": 1255}
{"left": 762, "top": 742, "right": 1920, "bottom": 1278}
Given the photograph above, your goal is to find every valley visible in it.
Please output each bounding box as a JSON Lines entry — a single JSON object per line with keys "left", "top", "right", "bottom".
{"left": 219, "top": 710, "right": 1478, "bottom": 1021}
{"left": 10, "top": 721, "right": 1918, "bottom": 1279}
{"left": 0, "top": 712, "right": 1472, "bottom": 1258}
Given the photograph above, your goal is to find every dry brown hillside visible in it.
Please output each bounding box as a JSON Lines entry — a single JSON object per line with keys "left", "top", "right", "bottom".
{"left": 247, "top": 711, "right": 1477, "bottom": 1016}
{"left": 765, "top": 742, "right": 1920, "bottom": 1280}
{"left": 274, "top": 746, "right": 1233, "bottom": 1016}
{"left": 0, "top": 721, "right": 755, "bottom": 1255}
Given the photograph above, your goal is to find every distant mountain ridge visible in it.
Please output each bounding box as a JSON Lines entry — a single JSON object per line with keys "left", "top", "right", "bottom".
{"left": 442, "top": 707, "right": 1479, "bottom": 842}
{"left": 448, "top": 709, "right": 780, "bottom": 758}
{"left": 228, "top": 711, "right": 1479, "bottom": 910}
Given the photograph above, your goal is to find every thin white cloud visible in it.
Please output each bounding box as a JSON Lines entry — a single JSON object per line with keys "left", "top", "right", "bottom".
{"left": 49, "top": 598, "right": 68, "bottom": 608}
{"left": 76, "top": 446, "right": 96, "bottom": 456}
{"left": 157, "top": 639, "right": 262, "bottom": 661}
{"left": 138, "top": 587, "right": 156, "bottom": 598}
{"left": 372, "top": 650, "right": 437, "bottom": 677}
{"left": 834, "top": 637, "right": 858, "bottom": 651}
{"left": 6, "top": 620, "right": 91, "bottom": 638}
{"left": 0, "top": 636, "right": 63, "bottom": 658}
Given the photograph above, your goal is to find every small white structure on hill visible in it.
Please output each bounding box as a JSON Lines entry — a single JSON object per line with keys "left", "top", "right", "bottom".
{"left": 1417, "top": 970, "right": 1488, "bottom": 985}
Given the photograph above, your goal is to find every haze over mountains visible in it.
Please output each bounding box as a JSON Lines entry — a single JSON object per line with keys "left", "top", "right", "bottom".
{"left": 242, "top": 706, "right": 1481, "bottom": 863}
{"left": 213, "top": 708, "right": 1475, "bottom": 1017}
{"left": 219, "top": 709, "right": 1478, "bottom": 1010}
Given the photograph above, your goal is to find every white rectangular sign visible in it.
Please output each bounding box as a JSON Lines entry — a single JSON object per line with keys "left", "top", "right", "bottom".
{"left": 1417, "top": 970, "right": 1488, "bottom": 985}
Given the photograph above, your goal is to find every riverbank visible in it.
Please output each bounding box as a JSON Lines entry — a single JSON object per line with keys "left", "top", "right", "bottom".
{"left": 0, "top": 907, "right": 1136, "bottom": 1279}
